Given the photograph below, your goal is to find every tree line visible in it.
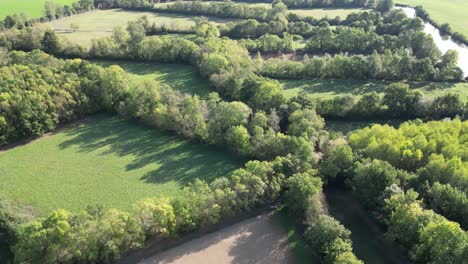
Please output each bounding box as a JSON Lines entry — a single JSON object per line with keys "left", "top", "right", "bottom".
{"left": 258, "top": 49, "right": 464, "bottom": 82}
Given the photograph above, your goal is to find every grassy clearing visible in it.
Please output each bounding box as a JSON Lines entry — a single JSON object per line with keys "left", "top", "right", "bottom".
{"left": 0, "top": 114, "right": 242, "bottom": 215}
{"left": 45, "top": 9, "right": 235, "bottom": 46}
{"left": 0, "top": 0, "right": 74, "bottom": 20}
{"left": 325, "top": 189, "right": 411, "bottom": 264}
{"left": 280, "top": 78, "right": 468, "bottom": 99}
{"left": 92, "top": 60, "right": 213, "bottom": 98}
{"left": 396, "top": 0, "right": 468, "bottom": 39}
{"left": 288, "top": 8, "right": 369, "bottom": 18}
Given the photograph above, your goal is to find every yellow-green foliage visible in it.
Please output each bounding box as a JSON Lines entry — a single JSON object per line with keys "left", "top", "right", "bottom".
{"left": 349, "top": 119, "right": 468, "bottom": 171}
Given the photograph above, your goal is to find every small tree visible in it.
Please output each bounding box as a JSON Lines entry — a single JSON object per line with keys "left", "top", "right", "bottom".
{"left": 70, "top": 23, "right": 79, "bottom": 32}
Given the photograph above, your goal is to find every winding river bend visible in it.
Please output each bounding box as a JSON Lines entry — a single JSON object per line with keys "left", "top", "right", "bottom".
{"left": 395, "top": 6, "right": 468, "bottom": 77}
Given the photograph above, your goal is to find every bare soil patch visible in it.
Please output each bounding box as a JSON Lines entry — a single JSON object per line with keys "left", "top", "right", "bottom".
{"left": 137, "top": 213, "right": 296, "bottom": 264}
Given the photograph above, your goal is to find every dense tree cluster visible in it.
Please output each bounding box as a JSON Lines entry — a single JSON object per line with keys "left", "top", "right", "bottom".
{"left": 316, "top": 118, "right": 468, "bottom": 263}
{"left": 347, "top": 118, "right": 468, "bottom": 228}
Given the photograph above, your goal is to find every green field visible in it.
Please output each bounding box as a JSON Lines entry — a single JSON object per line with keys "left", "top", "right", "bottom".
{"left": 93, "top": 60, "right": 213, "bottom": 98}
{"left": 0, "top": 0, "right": 74, "bottom": 20}
{"left": 288, "top": 7, "right": 369, "bottom": 18}
{"left": 0, "top": 115, "right": 242, "bottom": 215}
{"left": 397, "top": 0, "right": 468, "bottom": 39}
{"left": 280, "top": 79, "right": 468, "bottom": 99}
{"left": 46, "top": 9, "right": 235, "bottom": 46}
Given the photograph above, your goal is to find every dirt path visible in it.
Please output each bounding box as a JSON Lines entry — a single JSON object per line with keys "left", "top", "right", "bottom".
{"left": 137, "top": 213, "right": 296, "bottom": 264}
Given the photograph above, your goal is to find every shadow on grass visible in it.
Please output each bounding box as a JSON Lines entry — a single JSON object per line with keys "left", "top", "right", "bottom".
{"left": 280, "top": 79, "right": 389, "bottom": 96}
{"left": 281, "top": 79, "right": 459, "bottom": 97}
{"left": 58, "top": 114, "right": 242, "bottom": 185}
{"left": 92, "top": 60, "right": 213, "bottom": 98}
{"left": 325, "top": 188, "right": 411, "bottom": 264}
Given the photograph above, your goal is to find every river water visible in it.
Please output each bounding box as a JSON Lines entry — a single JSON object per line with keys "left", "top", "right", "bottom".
{"left": 395, "top": 6, "right": 468, "bottom": 77}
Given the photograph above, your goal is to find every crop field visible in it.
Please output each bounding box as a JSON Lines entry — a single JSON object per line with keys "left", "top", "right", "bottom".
{"left": 280, "top": 78, "right": 468, "bottom": 99}
{"left": 397, "top": 0, "right": 468, "bottom": 39}
{"left": 46, "top": 9, "right": 236, "bottom": 46}
{"left": 0, "top": 0, "right": 74, "bottom": 20}
{"left": 0, "top": 115, "right": 242, "bottom": 215}
{"left": 93, "top": 60, "right": 213, "bottom": 98}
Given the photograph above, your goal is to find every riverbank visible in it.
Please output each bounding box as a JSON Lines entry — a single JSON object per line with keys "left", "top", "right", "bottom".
{"left": 395, "top": 5, "right": 468, "bottom": 77}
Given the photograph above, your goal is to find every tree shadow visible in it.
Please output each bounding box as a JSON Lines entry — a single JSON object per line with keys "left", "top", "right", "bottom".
{"left": 281, "top": 78, "right": 389, "bottom": 96}
{"left": 90, "top": 60, "right": 213, "bottom": 98}
{"left": 58, "top": 115, "right": 242, "bottom": 186}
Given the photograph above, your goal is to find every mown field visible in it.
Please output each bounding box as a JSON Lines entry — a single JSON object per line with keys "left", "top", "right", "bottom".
{"left": 0, "top": 115, "right": 242, "bottom": 215}
{"left": 93, "top": 60, "right": 213, "bottom": 98}
{"left": 46, "top": 9, "right": 236, "bottom": 46}
{"left": 396, "top": 0, "right": 468, "bottom": 39}
{"left": 288, "top": 7, "right": 369, "bottom": 18}
{"left": 280, "top": 78, "right": 468, "bottom": 99}
{"left": 0, "top": 0, "right": 74, "bottom": 19}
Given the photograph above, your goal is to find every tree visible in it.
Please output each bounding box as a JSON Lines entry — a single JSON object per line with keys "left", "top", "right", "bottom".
{"left": 41, "top": 31, "right": 60, "bottom": 54}
{"left": 285, "top": 171, "right": 322, "bottom": 215}
{"left": 377, "top": 0, "right": 394, "bottom": 13}
{"left": 382, "top": 83, "right": 422, "bottom": 118}
{"left": 352, "top": 160, "right": 400, "bottom": 209}
{"left": 319, "top": 145, "right": 354, "bottom": 184}
{"left": 413, "top": 221, "right": 468, "bottom": 264}
{"left": 287, "top": 109, "right": 325, "bottom": 141}
{"left": 70, "top": 23, "right": 80, "bottom": 32}
{"left": 305, "top": 215, "right": 352, "bottom": 260}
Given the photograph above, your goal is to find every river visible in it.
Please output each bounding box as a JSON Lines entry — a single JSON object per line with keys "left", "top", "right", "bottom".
{"left": 395, "top": 6, "right": 468, "bottom": 77}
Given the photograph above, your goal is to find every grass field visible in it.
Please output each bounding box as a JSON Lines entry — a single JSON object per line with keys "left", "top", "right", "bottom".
{"left": 397, "top": 0, "right": 468, "bottom": 39}
{"left": 92, "top": 60, "right": 213, "bottom": 98}
{"left": 0, "top": 115, "right": 242, "bottom": 215}
{"left": 288, "top": 7, "right": 369, "bottom": 18}
{"left": 280, "top": 79, "right": 468, "bottom": 99}
{"left": 46, "top": 9, "right": 235, "bottom": 46}
{"left": 0, "top": 0, "right": 74, "bottom": 20}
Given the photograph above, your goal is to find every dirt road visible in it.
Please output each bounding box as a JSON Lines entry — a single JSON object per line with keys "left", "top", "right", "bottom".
{"left": 137, "top": 213, "right": 296, "bottom": 264}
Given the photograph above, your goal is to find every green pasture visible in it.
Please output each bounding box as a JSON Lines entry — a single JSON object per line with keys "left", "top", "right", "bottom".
{"left": 45, "top": 9, "right": 235, "bottom": 46}
{"left": 0, "top": 0, "right": 74, "bottom": 20}
{"left": 397, "top": 0, "right": 468, "bottom": 39}
{"left": 280, "top": 79, "right": 468, "bottom": 99}
{"left": 0, "top": 115, "right": 242, "bottom": 215}
{"left": 92, "top": 60, "right": 212, "bottom": 98}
